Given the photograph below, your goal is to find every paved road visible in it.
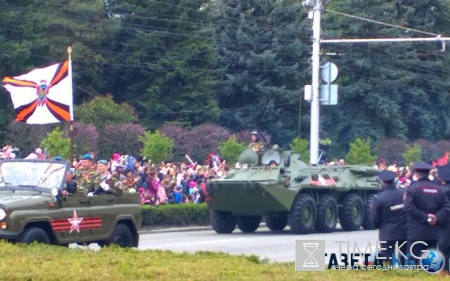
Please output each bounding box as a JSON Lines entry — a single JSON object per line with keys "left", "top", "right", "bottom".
{"left": 138, "top": 226, "right": 379, "bottom": 263}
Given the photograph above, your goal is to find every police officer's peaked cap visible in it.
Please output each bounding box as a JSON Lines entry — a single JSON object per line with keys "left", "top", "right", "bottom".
{"left": 81, "top": 154, "right": 93, "bottom": 160}
{"left": 438, "top": 164, "right": 450, "bottom": 182}
{"left": 411, "top": 162, "right": 434, "bottom": 172}
{"left": 52, "top": 156, "right": 63, "bottom": 161}
{"left": 251, "top": 130, "right": 258, "bottom": 135}
{"left": 378, "top": 170, "right": 396, "bottom": 182}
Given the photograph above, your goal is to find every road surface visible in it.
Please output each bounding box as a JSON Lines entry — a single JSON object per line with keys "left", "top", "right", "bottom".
{"left": 137, "top": 226, "right": 379, "bottom": 263}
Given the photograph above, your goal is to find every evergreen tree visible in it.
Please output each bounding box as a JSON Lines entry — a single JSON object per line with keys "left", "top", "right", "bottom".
{"left": 321, "top": 0, "right": 450, "bottom": 152}
{"left": 214, "top": 0, "right": 311, "bottom": 145}
{"left": 106, "top": 0, "right": 219, "bottom": 128}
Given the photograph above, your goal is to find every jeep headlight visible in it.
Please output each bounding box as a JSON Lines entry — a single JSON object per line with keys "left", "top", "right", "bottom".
{"left": 0, "top": 208, "right": 6, "bottom": 221}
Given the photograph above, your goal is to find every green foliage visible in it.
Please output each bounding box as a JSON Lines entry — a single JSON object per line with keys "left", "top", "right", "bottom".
{"left": 289, "top": 138, "right": 310, "bottom": 161}
{"left": 322, "top": 0, "right": 450, "bottom": 152}
{"left": 139, "top": 130, "right": 174, "bottom": 163}
{"left": 319, "top": 138, "right": 332, "bottom": 146}
{"left": 141, "top": 203, "right": 209, "bottom": 227}
{"left": 106, "top": 0, "right": 219, "bottom": 129}
{"left": 402, "top": 144, "right": 423, "bottom": 165}
{"left": 2, "top": 0, "right": 450, "bottom": 159}
{"left": 218, "top": 136, "right": 247, "bottom": 165}
{"left": 40, "top": 127, "right": 71, "bottom": 159}
{"left": 75, "top": 95, "right": 138, "bottom": 129}
{"left": 215, "top": 0, "right": 310, "bottom": 145}
{"left": 346, "top": 137, "right": 376, "bottom": 165}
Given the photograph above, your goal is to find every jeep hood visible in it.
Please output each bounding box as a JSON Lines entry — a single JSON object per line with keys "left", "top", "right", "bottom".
{"left": 0, "top": 191, "right": 53, "bottom": 210}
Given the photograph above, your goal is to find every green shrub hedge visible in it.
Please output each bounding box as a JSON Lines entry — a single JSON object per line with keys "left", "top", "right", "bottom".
{"left": 141, "top": 203, "right": 210, "bottom": 227}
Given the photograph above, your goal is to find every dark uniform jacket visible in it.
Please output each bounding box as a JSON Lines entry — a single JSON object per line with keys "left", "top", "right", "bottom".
{"left": 370, "top": 184, "right": 407, "bottom": 241}
{"left": 404, "top": 177, "right": 450, "bottom": 241}
{"left": 439, "top": 183, "right": 450, "bottom": 247}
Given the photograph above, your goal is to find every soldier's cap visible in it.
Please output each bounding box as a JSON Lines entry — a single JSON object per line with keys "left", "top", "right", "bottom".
{"left": 251, "top": 130, "right": 258, "bottom": 135}
{"left": 81, "top": 154, "right": 93, "bottom": 160}
{"left": 378, "top": 170, "right": 396, "bottom": 182}
{"left": 52, "top": 156, "right": 63, "bottom": 161}
{"left": 411, "top": 162, "right": 434, "bottom": 173}
{"left": 438, "top": 164, "right": 450, "bottom": 182}
{"left": 97, "top": 159, "right": 108, "bottom": 165}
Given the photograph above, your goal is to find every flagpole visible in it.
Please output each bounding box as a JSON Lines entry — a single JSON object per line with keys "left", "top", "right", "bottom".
{"left": 67, "top": 46, "right": 74, "bottom": 167}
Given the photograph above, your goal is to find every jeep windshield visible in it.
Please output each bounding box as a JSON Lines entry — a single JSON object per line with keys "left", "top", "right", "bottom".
{"left": 0, "top": 160, "right": 66, "bottom": 192}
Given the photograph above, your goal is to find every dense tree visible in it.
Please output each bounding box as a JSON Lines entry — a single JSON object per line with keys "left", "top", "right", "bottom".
{"left": 105, "top": 0, "right": 219, "bottom": 129}
{"left": 214, "top": 0, "right": 310, "bottom": 146}
{"left": 1, "top": 0, "right": 450, "bottom": 159}
{"left": 75, "top": 95, "right": 138, "bottom": 129}
{"left": 321, "top": 0, "right": 450, "bottom": 152}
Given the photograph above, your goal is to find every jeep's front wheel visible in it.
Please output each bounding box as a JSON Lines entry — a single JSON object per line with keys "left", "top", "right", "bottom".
{"left": 19, "top": 227, "right": 51, "bottom": 244}
{"left": 104, "top": 224, "right": 134, "bottom": 247}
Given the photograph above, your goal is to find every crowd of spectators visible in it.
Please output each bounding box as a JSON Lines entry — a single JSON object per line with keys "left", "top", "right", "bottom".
{"left": 1, "top": 145, "right": 229, "bottom": 206}
{"left": 3, "top": 143, "right": 449, "bottom": 203}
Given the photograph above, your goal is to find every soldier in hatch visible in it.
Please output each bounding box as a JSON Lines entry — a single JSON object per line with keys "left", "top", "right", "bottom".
{"left": 248, "top": 131, "right": 264, "bottom": 153}
{"left": 75, "top": 154, "right": 100, "bottom": 196}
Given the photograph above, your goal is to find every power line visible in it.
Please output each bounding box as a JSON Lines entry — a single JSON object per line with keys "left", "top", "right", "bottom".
{"left": 0, "top": 25, "right": 309, "bottom": 66}
{"left": 325, "top": 9, "right": 441, "bottom": 37}
{"left": 34, "top": 0, "right": 296, "bottom": 30}
{"left": 1, "top": 3, "right": 305, "bottom": 45}
{"left": 122, "top": 101, "right": 301, "bottom": 116}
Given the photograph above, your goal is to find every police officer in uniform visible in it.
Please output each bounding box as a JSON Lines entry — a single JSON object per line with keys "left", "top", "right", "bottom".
{"left": 404, "top": 162, "right": 450, "bottom": 264}
{"left": 248, "top": 131, "right": 264, "bottom": 153}
{"left": 437, "top": 164, "right": 450, "bottom": 275}
{"left": 370, "top": 170, "right": 407, "bottom": 263}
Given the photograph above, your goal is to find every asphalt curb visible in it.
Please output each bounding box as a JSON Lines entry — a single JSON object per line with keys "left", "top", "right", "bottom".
{"left": 138, "top": 222, "right": 267, "bottom": 234}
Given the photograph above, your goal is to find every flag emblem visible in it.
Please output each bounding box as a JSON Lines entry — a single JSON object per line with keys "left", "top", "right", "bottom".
{"left": 2, "top": 61, "right": 73, "bottom": 124}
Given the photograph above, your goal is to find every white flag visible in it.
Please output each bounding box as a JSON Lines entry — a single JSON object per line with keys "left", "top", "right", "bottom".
{"left": 2, "top": 60, "right": 74, "bottom": 124}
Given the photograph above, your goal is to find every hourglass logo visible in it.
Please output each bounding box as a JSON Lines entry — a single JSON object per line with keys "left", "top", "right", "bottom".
{"left": 295, "top": 240, "right": 325, "bottom": 271}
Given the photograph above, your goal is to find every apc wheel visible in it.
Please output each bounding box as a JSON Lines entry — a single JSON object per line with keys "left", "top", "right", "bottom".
{"left": 288, "top": 193, "right": 316, "bottom": 234}
{"left": 265, "top": 215, "right": 288, "bottom": 231}
{"left": 237, "top": 216, "right": 261, "bottom": 233}
{"left": 315, "top": 194, "right": 338, "bottom": 233}
{"left": 339, "top": 193, "right": 364, "bottom": 231}
{"left": 105, "top": 224, "right": 134, "bottom": 247}
{"left": 210, "top": 211, "right": 237, "bottom": 234}
{"left": 362, "top": 193, "right": 377, "bottom": 230}
{"left": 19, "top": 227, "right": 51, "bottom": 245}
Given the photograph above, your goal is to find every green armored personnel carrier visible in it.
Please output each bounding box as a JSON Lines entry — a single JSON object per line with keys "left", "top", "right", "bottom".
{"left": 206, "top": 146, "right": 381, "bottom": 234}
{"left": 0, "top": 159, "right": 141, "bottom": 247}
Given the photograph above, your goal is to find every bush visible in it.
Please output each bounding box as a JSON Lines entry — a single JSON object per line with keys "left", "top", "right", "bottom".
{"left": 100, "top": 122, "right": 145, "bottom": 158}
{"left": 141, "top": 203, "right": 209, "bottom": 227}
{"left": 346, "top": 137, "right": 376, "bottom": 165}
{"left": 60, "top": 122, "right": 100, "bottom": 158}
{"left": 75, "top": 95, "right": 138, "bottom": 129}
{"left": 290, "top": 138, "right": 309, "bottom": 161}
{"left": 40, "top": 127, "right": 71, "bottom": 159}
{"left": 218, "top": 135, "right": 247, "bottom": 165}
{"left": 139, "top": 130, "right": 174, "bottom": 163}
{"left": 376, "top": 138, "right": 407, "bottom": 165}
{"left": 159, "top": 123, "right": 231, "bottom": 163}
{"left": 5, "top": 121, "right": 54, "bottom": 157}
{"left": 402, "top": 144, "right": 422, "bottom": 165}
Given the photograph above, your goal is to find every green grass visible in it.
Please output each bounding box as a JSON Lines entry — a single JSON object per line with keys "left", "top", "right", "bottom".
{"left": 0, "top": 241, "right": 440, "bottom": 280}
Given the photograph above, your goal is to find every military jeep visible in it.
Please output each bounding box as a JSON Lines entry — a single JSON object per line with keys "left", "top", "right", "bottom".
{"left": 0, "top": 159, "right": 141, "bottom": 247}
